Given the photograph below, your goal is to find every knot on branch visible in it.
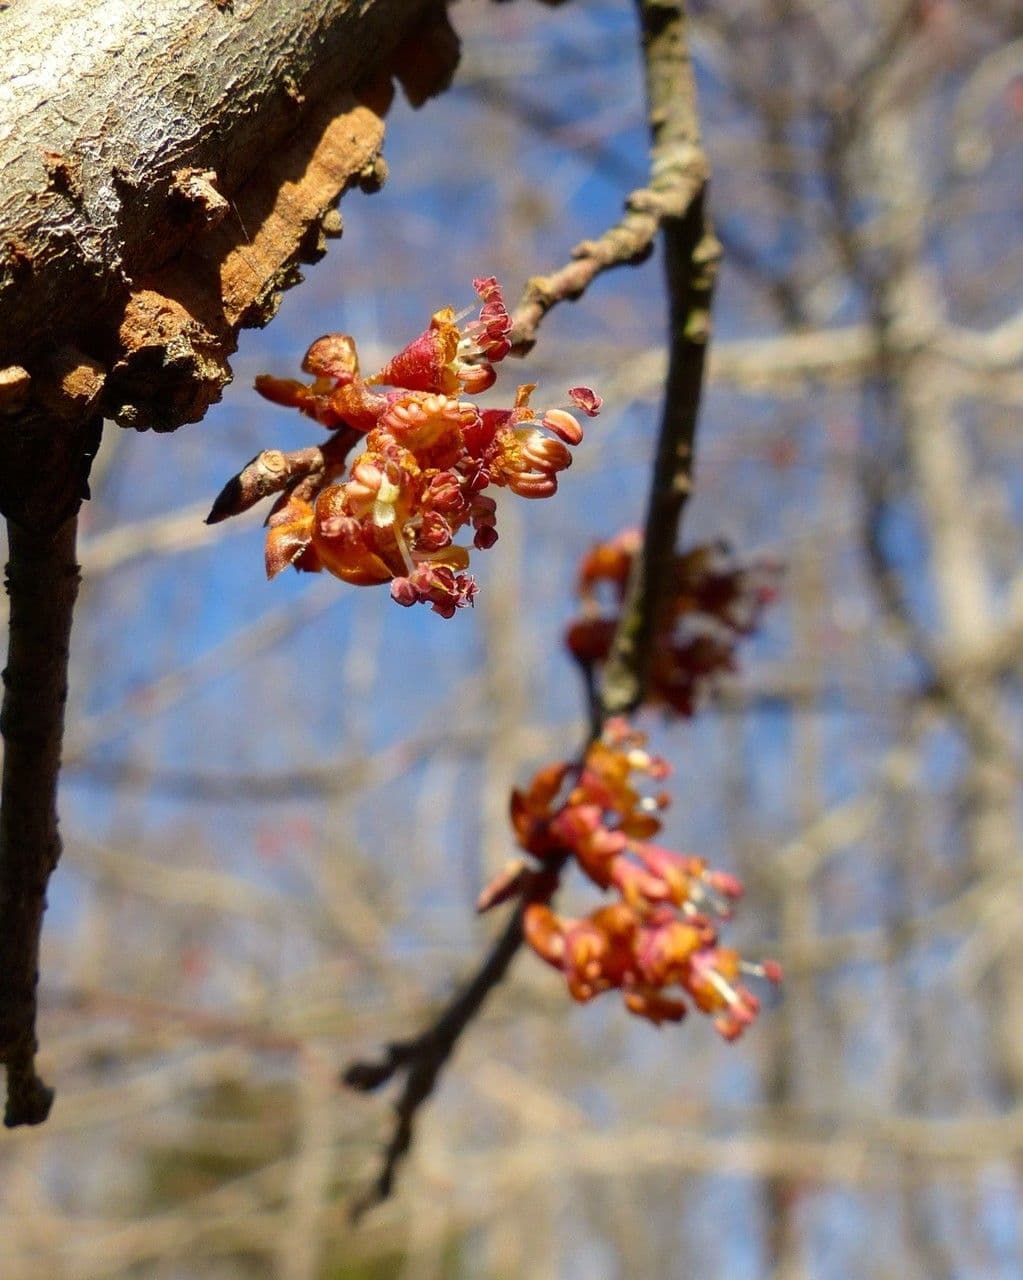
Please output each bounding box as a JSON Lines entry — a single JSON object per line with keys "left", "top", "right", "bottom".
{"left": 0, "top": 367, "right": 32, "bottom": 416}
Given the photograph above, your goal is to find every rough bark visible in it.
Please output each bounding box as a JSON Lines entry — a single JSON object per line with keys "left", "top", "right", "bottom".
{"left": 0, "top": 0, "right": 453, "bottom": 531}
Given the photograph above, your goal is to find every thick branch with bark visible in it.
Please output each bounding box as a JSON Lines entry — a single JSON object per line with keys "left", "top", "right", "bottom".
{"left": 0, "top": 0, "right": 455, "bottom": 531}
{"left": 344, "top": 0, "right": 717, "bottom": 1214}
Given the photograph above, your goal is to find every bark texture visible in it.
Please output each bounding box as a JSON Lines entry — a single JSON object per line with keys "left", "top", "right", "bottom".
{"left": 0, "top": 0, "right": 452, "bottom": 530}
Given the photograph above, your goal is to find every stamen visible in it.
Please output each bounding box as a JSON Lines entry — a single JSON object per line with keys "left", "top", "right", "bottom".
{"left": 690, "top": 883, "right": 733, "bottom": 919}
{"left": 705, "top": 967, "right": 741, "bottom": 1007}
{"left": 392, "top": 522, "right": 417, "bottom": 575}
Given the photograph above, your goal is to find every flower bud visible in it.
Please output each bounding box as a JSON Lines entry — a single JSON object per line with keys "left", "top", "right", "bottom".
{"left": 390, "top": 576, "right": 420, "bottom": 607}
{"left": 302, "top": 333, "right": 360, "bottom": 381}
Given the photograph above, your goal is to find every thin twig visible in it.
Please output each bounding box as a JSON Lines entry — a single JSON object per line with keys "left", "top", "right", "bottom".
{"left": 343, "top": 902, "right": 527, "bottom": 1221}
{"left": 0, "top": 515, "right": 80, "bottom": 1126}
{"left": 205, "top": 428, "right": 360, "bottom": 525}
{"left": 343, "top": 0, "right": 719, "bottom": 1216}
{"left": 600, "top": 0, "right": 720, "bottom": 716}
{"left": 507, "top": 2, "right": 710, "bottom": 355}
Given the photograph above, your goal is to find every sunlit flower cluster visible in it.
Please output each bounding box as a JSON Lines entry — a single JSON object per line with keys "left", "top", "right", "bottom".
{"left": 566, "top": 532, "right": 780, "bottom": 713}
{"left": 252, "top": 277, "right": 600, "bottom": 615}
{"left": 486, "top": 718, "right": 780, "bottom": 1037}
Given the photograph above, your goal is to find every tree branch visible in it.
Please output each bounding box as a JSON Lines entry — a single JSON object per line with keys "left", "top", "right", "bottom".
{"left": 343, "top": 0, "right": 718, "bottom": 1216}
{"left": 600, "top": 0, "right": 719, "bottom": 716}
{"left": 0, "top": 5, "right": 461, "bottom": 1126}
{"left": 0, "top": 515, "right": 80, "bottom": 1126}
{"left": 0, "top": 0, "right": 454, "bottom": 532}
{"left": 342, "top": 902, "right": 527, "bottom": 1221}
{"left": 507, "top": 2, "right": 710, "bottom": 354}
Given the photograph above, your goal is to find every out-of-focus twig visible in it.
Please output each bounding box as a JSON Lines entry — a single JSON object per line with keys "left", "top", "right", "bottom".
{"left": 79, "top": 501, "right": 238, "bottom": 575}
{"left": 64, "top": 583, "right": 339, "bottom": 763}
{"left": 600, "top": 0, "right": 719, "bottom": 716}
{"left": 507, "top": 1, "right": 712, "bottom": 355}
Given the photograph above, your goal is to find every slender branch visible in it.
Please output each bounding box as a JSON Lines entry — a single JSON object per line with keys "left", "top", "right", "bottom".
{"left": 0, "top": 515, "right": 80, "bottom": 1126}
{"left": 343, "top": 0, "right": 719, "bottom": 1216}
{"left": 507, "top": 2, "right": 710, "bottom": 354}
{"left": 600, "top": 0, "right": 719, "bottom": 716}
{"left": 343, "top": 901, "right": 527, "bottom": 1220}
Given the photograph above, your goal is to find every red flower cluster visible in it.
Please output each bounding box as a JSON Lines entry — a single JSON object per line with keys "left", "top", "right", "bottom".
{"left": 485, "top": 719, "right": 780, "bottom": 1037}
{"left": 566, "top": 532, "right": 780, "bottom": 714}
{"left": 251, "top": 277, "right": 601, "bottom": 615}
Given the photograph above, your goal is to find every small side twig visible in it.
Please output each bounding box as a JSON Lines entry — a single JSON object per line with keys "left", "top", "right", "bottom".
{"left": 0, "top": 515, "right": 81, "bottom": 1126}
{"left": 343, "top": 0, "right": 718, "bottom": 1215}
{"left": 507, "top": 1, "right": 709, "bottom": 356}
{"left": 343, "top": 902, "right": 527, "bottom": 1221}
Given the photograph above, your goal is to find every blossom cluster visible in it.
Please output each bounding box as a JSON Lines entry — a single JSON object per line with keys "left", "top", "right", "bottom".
{"left": 251, "top": 277, "right": 600, "bottom": 615}
{"left": 565, "top": 532, "right": 780, "bottom": 714}
{"left": 485, "top": 718, "right": 780, "bottom": 1037}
